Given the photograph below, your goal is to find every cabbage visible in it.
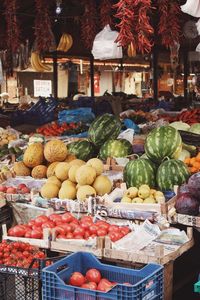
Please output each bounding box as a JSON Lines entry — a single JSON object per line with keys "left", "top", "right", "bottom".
{"left": 170, "top": 121, "right": 190, "bottom": 131}
{"left": 178, "top": 149, "right": 190, "bottom": 161}
{"left": 189, "top": 123, "right": 200, "bottom": 134}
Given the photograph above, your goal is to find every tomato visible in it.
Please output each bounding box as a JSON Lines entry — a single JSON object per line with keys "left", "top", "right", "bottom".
{"left": 12, "top": 225, "right": 25, "bottom": 237}
{"left": 86, "top": 269, "right": 101, "bottom": 284}
{"left": 35, "top": 215, "right": 49, "bottom": 226}
{"left": 42, "top": 221, "right": 55, "bottom": 229}
{"left": 84, "top": 231, "right": 90, "bottom": 240}
{"left": 97, "top": 229, "right": 107, "bottom": 237}
{"left": 97, "top": 278, "right": 113, "bottom": 292}
{"left": 73, "top": 226, "right": 85, "bottom": 237}
{"left": 57, "top": 233, "right": 66, "bottom": 239}
{"left": 62, "top": 213, "right": 74, "bottom": 223}
{"left": 59, "top": 224, "right": 72, "bottom": 233}
{"left": 70, "top": 222, "right": 79, "bottom": 231}
{"left": 25, "top": 231, "right": 32, "bottom": 238}
{"left": 8, "top": 228, "right": 15, "bottom": 236}
{"left": 49, "top": 214, "right": 62, "bottom": 222}
{"left": 80, "top": 216, "right": 93, "bottom": 224}
{"left": 108, "top": 225, "right": 120, "bottom": 233}
{"left": 22, "top": 251, "right": 30, "bottom": 258}
{"left": 81, "top": 282, "right": 97, "bottom": 290}
{"left": 89, "top": 225, "right": 98, "bottom": 235}
{"left": 90, "top": 234, "right": 97, "bottom": 238}
{"left": 109, "top": 231, "right": 123, "bottom": 242}
{"left": 120, "top": 227, "right": 130, "bottom": 236}
{"left": 80, "top": 221, "right": 91, "bottom": 230}
{"left": 66, "top": 232, "right": 74, "bottom": 239}
{"left": 28, "top": 219, "right": 35, "bottom": 228}
{"left": 31, "top": 230, "right": 42, "bottom": 239}
{"left": 55, "top": 226, "right": 65, "bottom": 235}
{"left": 74, "top": 235, "right": 84, "bottom": 239}
{"left": 69, "top": 272, "right": 85, "bottom": 287}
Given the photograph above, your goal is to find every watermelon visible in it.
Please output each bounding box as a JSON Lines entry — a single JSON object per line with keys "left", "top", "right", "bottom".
{"left": 67, "top": 140, "right": 96, "bottom": 161}
{"left": 99, "top": 139, "right": 132, "bottom": 160}
{"left": 88, "top": 114, "right": 121, "bottom": 147}
{"left": 123, "top": 158, "right": 156, "bottom": 188}
{"left": 145, "top": 126, "right": 182, "bottom": 163}
{"left": 156, "top": 159, "right": 190, "bottom": 191}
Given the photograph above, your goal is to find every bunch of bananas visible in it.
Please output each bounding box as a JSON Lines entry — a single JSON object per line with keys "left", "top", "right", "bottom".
{"left": 57, "top": 33, "right": 73, "bottom": 52}
{"left": 31, "top": 51, "right": 51, "bottom": 72}
{"left": 127, "top": 42, "right": 136, "bottom": 58}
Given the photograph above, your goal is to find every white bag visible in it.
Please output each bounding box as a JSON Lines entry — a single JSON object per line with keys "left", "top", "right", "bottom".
{"left": 92, "top": 25, "right": 122, "bottom": 60}
{"left": 181, "top": 0, "right": 200, "bottom": 17}
{"left": 196, "top": 19, "right": 200, "bottom": 35}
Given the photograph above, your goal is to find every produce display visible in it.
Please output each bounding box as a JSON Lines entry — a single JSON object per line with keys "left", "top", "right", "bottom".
{"left": 0, "top": 240, "right": 48, "bottom": 268}
{"left": 121, "top": 185, "right": 165, "bottom": 204}
{"left": 0, "top": 128, "right": 17, "bottom": 147}
{"left": 0, "top": 183, "right": 30, "bottom": 195}
{"left": 161, "top": 110, "right": 200, "bottom": 125}
{"left": 184, "top": 153, "right": 200, "bottom": 174}
{"left": 36, "top": 121, "right": 87, "bottom": 137}
{"left": 8, "top": 213, "right": 130, "bottom": 242}
{"left": 99, "top": 139, "right": 132, "bottom": 160}
{"left": 67, "top": 140, "right": 96, "bottom": 161}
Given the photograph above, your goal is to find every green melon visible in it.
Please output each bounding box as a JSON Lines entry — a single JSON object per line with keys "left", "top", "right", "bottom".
{"left": 99, "top": 139, "right": 132, "bottom": 160}
{"left": 156, "top": 159, "right": 190, "bottom": 191}
{"left": 67, "top": 140, "right": 96, "bottom": 161}
{"left": 145, "top": 126, "right": 182, "bottom": 163}
{"left": 123, "top": 158, "right": 156, "bottom": 188}
{"left": 88, "top": 114, "right": 121, "bottom": 147}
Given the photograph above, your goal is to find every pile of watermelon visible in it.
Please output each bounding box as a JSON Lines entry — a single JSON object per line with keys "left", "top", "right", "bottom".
{"left": 124, "top": 126, "right": 190, "bottom": 192}
{"left": 67, "top": 114, "right": 133, "bottom": 161}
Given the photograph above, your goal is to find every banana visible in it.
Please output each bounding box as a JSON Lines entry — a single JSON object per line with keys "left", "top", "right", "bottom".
{"left": 57, "top": 33, "right": 73, "bottom": 52}
{"left": 31, "top": 52, "right": 51, "bottom": 72}
{"left": 127, "top": 42, "right": 136, "bottom": 58}
{"left": 57, "top": 34, "right": 66, "bottom": 51}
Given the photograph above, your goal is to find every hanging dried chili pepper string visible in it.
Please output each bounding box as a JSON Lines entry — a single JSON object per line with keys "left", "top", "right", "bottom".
{"left": 81, "top": 0, "right": 98, "bottom": 50}
{"left": 100, "top": 0, "right": 113, "bottom": 28}
{"left": 136, "top": 0, "right": 154, "bottom": 54}
{"left": 34, "top": 0, "right": 55, "bottom": 52}
{"left": 157, "top": 0, "right": 181, "bottom": 48}
{"left": 113, "top": 0, "right": 136, "bottom": 47}
{"left": 4, "top": 0, "right": 20, "bottom": 53}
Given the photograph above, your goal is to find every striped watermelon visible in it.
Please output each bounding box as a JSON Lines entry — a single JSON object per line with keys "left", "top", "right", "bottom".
{"left": 88, "top": 114, "right": 121, "bottom": 147}
{"left": 145, "top": 126, "right": 182, "bottom": 163}
{"left": 99, "top": 139, "right": 132, "bottom": 160}
{"left": 123, "top": 158, "right": 156, "bottom": 188}
{"left": 67, "top": 140, "right": 96, "bottom": 161}
{"left": 156, "top": 159, "right": 190, "bottom": 191}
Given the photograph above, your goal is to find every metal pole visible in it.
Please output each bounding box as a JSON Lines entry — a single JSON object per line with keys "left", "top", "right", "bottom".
{"left": 90, "top": 54, "right": 94, "bottom": 97}
{"left": 153, "top": 46, "right": 158, "bottom": 101}
{"left": 53, "top": 52, "right": 58, "bottom": 98}
{"left": 183, "top": 50, "right": 188, "bottom": 102}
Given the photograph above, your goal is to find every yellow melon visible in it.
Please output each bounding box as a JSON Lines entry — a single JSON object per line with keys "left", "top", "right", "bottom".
{"left": 55, "top": 162, "right": 71, "bottom": 181}
{"left": 47, "top": 176, "right": 62, "bottom": 188}
{"left": 31, "top": 165, "right": 47, "bottom": 179}
{"left": 40, "top": 183, "right": 59, "bottom": 199}
{"left": 65, "top": 154, "right": 76, "bottom": 162}
{"left": 86, "top": 158, "right": 104, "bottom": 176}
{"left": 61, "top": 180, "right": 76, "bottom": 188}
{"left": 23, "top": 143, "right": 44, "bottom": 168}
{"left": 46, "top": 162, "right": 59, "bottom": 178}
{"left": 77, "top": 185, "right": 96, "bottom": 201}
{"left": 44, "top": 140, "right": 68, "bottom": 162}
{"left": 93, "top": 175, "right": 112, "bottom": 196}
{"left": 75, "top": 165, "right": 96, "bottom": 185}
{"left": 58, "top": 185, "right": 76, "bottom": 200}
{"left": 13, "top": 161, "right": 31, "bottom": 176}
{"left": 68, "top": 165, "right": 79, "bottom": 183}
{"left": 69, "top": 159, "right": 85, "bottom": 167}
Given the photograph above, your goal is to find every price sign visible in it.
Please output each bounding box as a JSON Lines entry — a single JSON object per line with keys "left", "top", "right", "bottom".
{"left": 34, "top": 80, "right": 52, "bottom": 97}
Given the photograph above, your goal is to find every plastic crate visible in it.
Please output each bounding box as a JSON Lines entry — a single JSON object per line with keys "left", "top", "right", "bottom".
{"left": 42, "top": 252, "right": 163, "bottom": 300}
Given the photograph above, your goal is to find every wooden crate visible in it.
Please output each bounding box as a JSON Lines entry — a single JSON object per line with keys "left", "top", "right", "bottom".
{"left": 50, "top": 230, "right": 104, "bottom": 258}
{"left": 2, "top": 224, "right": 51, "bottom": 249}
{"left": 103, "top": 227, "right": 194, "bottom": 265}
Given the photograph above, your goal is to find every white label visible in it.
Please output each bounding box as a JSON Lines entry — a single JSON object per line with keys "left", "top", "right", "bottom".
{"left": 34, "top": 80, "right": 52, "bottom": 97}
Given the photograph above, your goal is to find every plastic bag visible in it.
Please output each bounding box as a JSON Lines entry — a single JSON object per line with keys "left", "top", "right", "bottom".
{"left": 181, "top": 0, "right": 200, "bottom": 17}
{"left": 58, "top": 108, "right": 95, "bottom": 124}
{"left": 92, "top": 25, "right": 122, "bottom": 60}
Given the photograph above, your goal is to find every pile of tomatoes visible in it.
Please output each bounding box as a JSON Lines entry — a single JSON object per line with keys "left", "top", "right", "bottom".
{"left": 0, "top": 241, "right": 48, "bottom": 268}
{"left": 36, "top": 121, "right": 78, "bottom": 137}
{"left": 8, "top": 213, "right": 131, "bottom": 242}
{"left": 68, "top": 268, "right": 131, "bottom": 292}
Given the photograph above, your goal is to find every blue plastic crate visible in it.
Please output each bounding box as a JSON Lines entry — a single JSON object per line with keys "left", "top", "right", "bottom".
{"left": 42, "top": 252, "right": 163, "bottom": 300}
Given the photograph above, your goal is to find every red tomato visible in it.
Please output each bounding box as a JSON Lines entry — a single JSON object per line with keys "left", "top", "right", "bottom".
{"left": 42, "top": 221, "right": 55, "bottom": 229}
{"left": 73, "top": 226, "right": 85, "bottom": 237}
{"left": 12, "top": 225, "right": 25, "bottom": 237}
{"left": 62, "top": 213, "right": 74, "bottom": 223}
{"left": 89, "top": 225, "right": 98, "bottom": 235}
{"left": 8, "top": 228, "right": 15, "bottom": 236}
{"left": 97, "top": 278, "right": 113, "bottom": 292}
{"left": 28, "top": 219, "right": 35, "bottom": 228}
{"left": 86, "top": 269, "right": 101, "bottom": 284}
{"left": 24, "top": 231, "right": 32, "bottom": 238}
{"left": 35, "top": 215, "right": 49, "bottom": 226}
{"left": 22, "top": 251, "right": 30, "bottom": 258}
{"left": 59, "top": 224, "right": 72, "bottom": 233}
{"left": 49, "top": 214, "right": 62, "bottom": 222}
{"left": 108, "top": 225, "right": 120, "bottom": 233}
{"left": 84, "top": 231, "right": 90, "bottom": 240}
{"left": 80, "top": 221, "right": 91, "bottom": 230}
{"left": 74, "top": 235, "right": 84, "bottom": 239}
{"left": 57, "top": 234, "right": 66, "bottom": 239}
{"left": 31, "top": 230, "right": 42, "bottom": 239}
{"left": 70, "top": 222, "right": 79, "bottom": 231}
{"left": 120, "top": 227, "right": 130, "bottom": 236}
{"left": 69, "top": 272, "right": 85, "bottom": 287}
{"left": 109, "top": 232, "right": 123, "bottom": 242}
{"left": 97, "top": 229, "right": 107, "bottom": 237}
{"left": 54, "top": 226, "right": 66, "bottom": 235}
{"left": 80, "top": 216, "right": 93, "bottom": 224}
{"left": 90, "top": 234, "right": 97, "bottom": 238}
{"left": 66, "top": 232, "right": 74, "bottom": 239}
{"left": 81, "top": 282, "right": 97, "bottom": 290}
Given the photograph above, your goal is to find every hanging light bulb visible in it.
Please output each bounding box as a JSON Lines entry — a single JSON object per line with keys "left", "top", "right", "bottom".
{"left": 56, "top": 0, "right": 62, "bottom": 15}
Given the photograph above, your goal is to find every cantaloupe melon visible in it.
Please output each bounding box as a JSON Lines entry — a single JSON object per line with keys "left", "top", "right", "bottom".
{"left": 44, "top": 140, "right": 67, "bottom": 162}
{"left": 61, "top": 180, "right": 76, "bottom": 188}
{"left": 69, "top": 159, "right": 85, "bottom": 167}
{"left": 41, "top": 183, "right": 59, "bottom": 199}
{"left": 47, "top": 162, "right": 59, "bottom": 178}
{"left": 65, "top": 154, "right": 76, "bottom": 162}
{"left": 86, "top": 158, "right": 103, "bottom": 176}
{"left": 47, "top": 176, "right": 62, "bottom": 188}
{"left": 93, "top": 175, "right": 112, "bottom": 196}
{"left": 31, "top": 165, "right": 47, "bottom": 179}
{"left": 23, "top": 143, "right": 44, "bottom": 168}
{"left": 55, "top": 162, "right": 70, "bottom": 181}
{"left": 13, "top": 161, "right": 31, "bottom": 176}
{"left": 58, "top": 185, "right": 76, "bottom": 200}
{"left": 75, "top": 166, "right": 96, "bottom": 185}
{"left": 68, "top": 165, "right": 79, "bottom": 183}
{"left": 77, "top": 185, "right": 96, "bottom": 201}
